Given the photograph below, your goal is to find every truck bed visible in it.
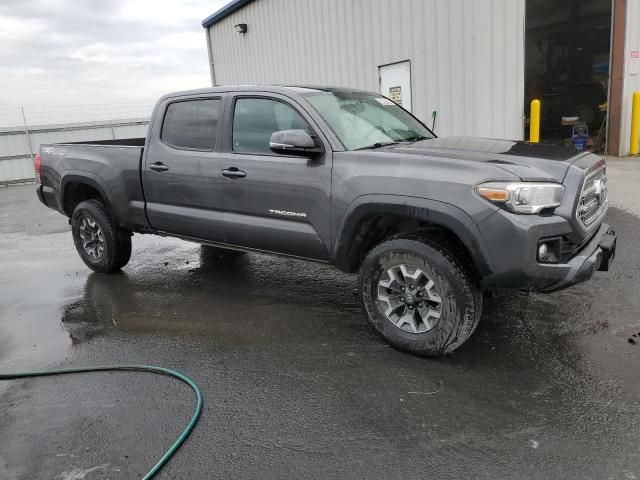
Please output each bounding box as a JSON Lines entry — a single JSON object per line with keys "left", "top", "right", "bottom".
{"left": 38, "top": 140, "right": 149, "bottom": 231}
{"left": 64, "top": 137, "right": 146, "bottom": 147}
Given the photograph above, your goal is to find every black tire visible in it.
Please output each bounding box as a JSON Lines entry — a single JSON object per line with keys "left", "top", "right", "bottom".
{"left": 358, "top": 237, "right": 482, "bottom": 357}
{"left": 71, "top": 199, "right": 132, "bottom": 273}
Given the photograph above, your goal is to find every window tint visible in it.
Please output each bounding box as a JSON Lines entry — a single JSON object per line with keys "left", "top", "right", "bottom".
{"left": 233, "top": 98, "right": 310, "bottom": 154}
{"left": 161, "top": 99, "right": 220, "bottom": 150}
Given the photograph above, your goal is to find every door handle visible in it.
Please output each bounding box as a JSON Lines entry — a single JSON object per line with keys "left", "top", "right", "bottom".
{"left": 150, "top": 162, "right": 169, "bottom": 172}
{"left": 221, "top": 168, "right": 246, "bottom": 179}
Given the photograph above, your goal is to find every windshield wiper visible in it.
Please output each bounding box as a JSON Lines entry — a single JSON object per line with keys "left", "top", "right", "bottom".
{"left": 354, "top": 141, "right": 400, "bottom": 151}
{"left": 403, "top": 135, "right": 431, "bottom": 142}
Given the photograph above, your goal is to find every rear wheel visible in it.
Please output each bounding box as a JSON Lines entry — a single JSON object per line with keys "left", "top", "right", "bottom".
{"left": 71, "top": 200, "right": 132, "bottom": 273}
{"left": 358, "top": 237, "right": 482, "bottom": 356}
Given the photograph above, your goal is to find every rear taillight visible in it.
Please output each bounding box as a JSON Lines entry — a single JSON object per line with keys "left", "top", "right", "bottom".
{"left": 34, "top": 153, "right": 42, "bottom": 183}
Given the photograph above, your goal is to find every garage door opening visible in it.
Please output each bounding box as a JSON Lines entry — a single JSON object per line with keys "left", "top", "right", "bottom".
{"left": 524, "top": 0, "right": 613, "bottom": 151}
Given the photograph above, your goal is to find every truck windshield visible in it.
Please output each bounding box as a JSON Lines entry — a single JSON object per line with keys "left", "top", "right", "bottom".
{"left": 302, "top": 90, "right": 434, "bottom": 150}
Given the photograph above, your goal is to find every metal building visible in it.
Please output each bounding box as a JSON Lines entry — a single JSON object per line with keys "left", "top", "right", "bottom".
{"left": 202, "top": 0, "right": 640, "bottom": 156}
{"left": 204, "top": 0, "right": 525, "bottom": 141}
{"left": 620, "top": 0, "right": 640, "bottom": 155}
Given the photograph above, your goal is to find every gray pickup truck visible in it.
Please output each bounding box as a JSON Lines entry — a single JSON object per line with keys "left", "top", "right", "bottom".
{"left": 35, "top": 85, "right": 616, "bottom": 356}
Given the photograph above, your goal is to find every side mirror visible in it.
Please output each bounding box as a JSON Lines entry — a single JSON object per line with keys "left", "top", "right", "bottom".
{"left": 269, "top": 130, "right": 323, "bottom": 157}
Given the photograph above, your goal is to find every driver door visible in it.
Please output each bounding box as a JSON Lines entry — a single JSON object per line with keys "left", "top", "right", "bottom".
{"left": 218, "top": 93, "right": 332, "bottom": 260}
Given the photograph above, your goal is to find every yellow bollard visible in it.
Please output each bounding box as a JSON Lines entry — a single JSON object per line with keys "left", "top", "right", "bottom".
{"left": 630, "top": 91, "right": 640, "bottom": 155}
{"left": 529, "top": 99, "right": 541, "bottom": 143}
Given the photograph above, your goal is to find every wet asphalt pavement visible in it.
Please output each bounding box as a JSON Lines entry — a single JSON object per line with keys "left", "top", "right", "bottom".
{"left": 1, "top": 162, "right": 640, "bottom": 479}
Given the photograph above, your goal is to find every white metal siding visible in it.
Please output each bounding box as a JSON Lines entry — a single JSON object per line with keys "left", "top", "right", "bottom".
{"left": 619, "top": 0, "right": 640, "bottom": 155}
{"left": 207, "top": 0, "right": 525, "bottom": 140}
{"left": 0, "top": 120, "right": 148, "bottom": 183}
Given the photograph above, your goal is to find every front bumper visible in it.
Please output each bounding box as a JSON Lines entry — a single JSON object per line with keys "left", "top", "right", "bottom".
{"left": 537, "top": 223, "right": 616, "bottom": 292}
{"left": 479, "top": 208, "right": 616, "bottom": 293}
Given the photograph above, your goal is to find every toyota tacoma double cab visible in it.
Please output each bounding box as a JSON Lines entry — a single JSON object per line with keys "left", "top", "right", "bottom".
{"left": 35, "top": 86, "right": 616, "bottom": 356}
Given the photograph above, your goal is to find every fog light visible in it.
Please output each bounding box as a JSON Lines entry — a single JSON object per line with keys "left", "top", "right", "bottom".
{"left": 537, "top": 238, "right": 561, "bottom": 264}
{"left": 538, "top": 243, "right": 548, "bottom": 257}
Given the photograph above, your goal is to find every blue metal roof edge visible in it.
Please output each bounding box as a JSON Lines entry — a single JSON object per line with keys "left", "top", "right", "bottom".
{"left": 201, "top": 0, "right": 255, "bottom": 28}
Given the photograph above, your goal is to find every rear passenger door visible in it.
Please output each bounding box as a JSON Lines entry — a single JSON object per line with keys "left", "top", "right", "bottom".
{"left": 218, "top": 93, "right": 332, "bottom": 260}
{"left": 143, "top": 95, "right": 226, "bottom": 242}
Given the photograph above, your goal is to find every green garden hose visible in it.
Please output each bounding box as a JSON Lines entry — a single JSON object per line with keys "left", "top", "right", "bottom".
{"left": 0, "top": 365, "right": 203, "bottom": 479}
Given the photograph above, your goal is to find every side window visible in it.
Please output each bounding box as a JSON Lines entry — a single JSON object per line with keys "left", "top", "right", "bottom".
{"left": 161, "top": 98, "right": 221, "bottom": 150}
{"left": 232, "top": 98, "right": 310, "bottom": 155}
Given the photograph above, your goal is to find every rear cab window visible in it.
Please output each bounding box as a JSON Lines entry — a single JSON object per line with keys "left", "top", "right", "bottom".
{"left": 161, "top": 98, "right": 221, "bottom": 151}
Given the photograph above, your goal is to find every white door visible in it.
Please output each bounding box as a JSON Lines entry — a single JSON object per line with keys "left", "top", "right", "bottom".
{"left": 379, "top": 61, "right": 412, "bottom": 112}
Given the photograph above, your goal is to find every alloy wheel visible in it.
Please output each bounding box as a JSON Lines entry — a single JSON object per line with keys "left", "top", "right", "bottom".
{"left": 377, "top": 264, "right": 442, "bottom": 334}
{"left": 79, "top": 216, "right": 105, "bottom": 260}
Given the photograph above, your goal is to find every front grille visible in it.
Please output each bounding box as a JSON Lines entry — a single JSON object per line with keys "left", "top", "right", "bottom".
{"left": 577, "top": 166, "right": 608, "bottom": 229}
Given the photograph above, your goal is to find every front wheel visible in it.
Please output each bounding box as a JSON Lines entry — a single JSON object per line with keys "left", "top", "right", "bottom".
{"left": 71, "top": 200, "right": 132, "bottom": 273}
{"left": 358, "top": 237, "right": 482, "bottom": 356}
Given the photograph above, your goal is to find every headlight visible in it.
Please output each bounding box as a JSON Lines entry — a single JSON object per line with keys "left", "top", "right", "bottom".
{"left": 476, "top": 182, "right": 564, "bottom": 214}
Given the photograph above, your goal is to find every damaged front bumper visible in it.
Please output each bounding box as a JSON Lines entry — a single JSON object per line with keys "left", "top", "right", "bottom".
{"left": 480, "top": 216, "right": 617, "bottom": 293}
{"left": 539, "top": 223, "right": 616, "bottom": 292}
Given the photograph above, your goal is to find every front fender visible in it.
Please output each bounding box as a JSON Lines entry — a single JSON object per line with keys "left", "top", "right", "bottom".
{"left": 332, "top": 194, "right": 493, "bottom": 275}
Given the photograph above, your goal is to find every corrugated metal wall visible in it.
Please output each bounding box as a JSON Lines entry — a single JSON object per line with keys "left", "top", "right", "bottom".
{"left": 619, "top": 0, "right": 640, "bottom": 155}
{"left": 0, "top": 119, "right": 148, "bottom": 184}
{"left": 207, "top": 0, "right": 526, "bottom": 140}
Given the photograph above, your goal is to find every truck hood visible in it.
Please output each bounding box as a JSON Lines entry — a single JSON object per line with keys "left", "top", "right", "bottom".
{"left": 387, "top": 136, "right": 589, "bottom": 182}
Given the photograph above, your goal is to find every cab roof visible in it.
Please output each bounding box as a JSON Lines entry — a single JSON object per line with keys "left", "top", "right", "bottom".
{"left": 159, "top": 85, "right": 372, "bottom": 102}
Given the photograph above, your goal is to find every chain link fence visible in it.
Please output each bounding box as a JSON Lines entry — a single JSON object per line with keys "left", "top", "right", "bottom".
{"left": 0, "top": 102, "right": 155, "bottom": 129}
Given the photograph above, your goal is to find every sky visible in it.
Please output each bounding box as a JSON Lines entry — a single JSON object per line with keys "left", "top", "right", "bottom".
{"left": 0, "top": 0, "right": 227, "bottom": 111}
